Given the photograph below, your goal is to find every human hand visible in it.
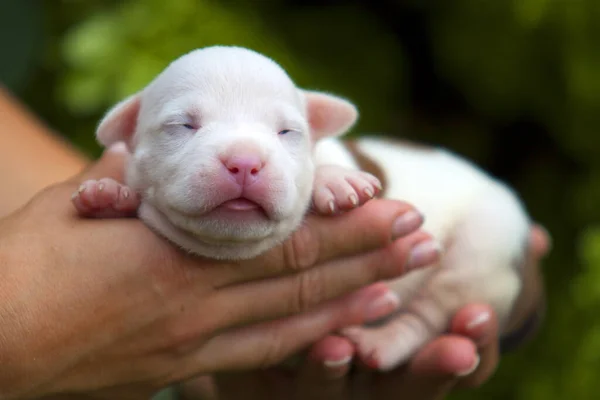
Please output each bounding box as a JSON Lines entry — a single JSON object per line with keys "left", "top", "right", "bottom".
{"left": 205, "top": 305, "right": 497, "bottom": 400}
{"left": 0, "top": 145, "right": 439, "bottom": 400}
{"left": 200, "top": 225, "right": 550, "bottom": 400}
{"left": 297, "top": 224, "right": 550, "bottom": 400}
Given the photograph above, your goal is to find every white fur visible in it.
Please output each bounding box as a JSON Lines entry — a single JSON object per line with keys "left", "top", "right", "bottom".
{"left": 94, "top": 46, "right": 530, "bottom": 371}
{"left": 98, "top": 46, "right": 343, "bottom": 259}
{"left": 320, "top": 137, "right": 529, "bottom": 370}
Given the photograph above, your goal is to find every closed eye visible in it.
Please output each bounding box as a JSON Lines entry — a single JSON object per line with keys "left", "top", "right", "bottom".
{"left": 183, "top": 123, "right": 196, "bottom": 130}
{"left": 278, "top": 129, "right": 293, "bottom": 135}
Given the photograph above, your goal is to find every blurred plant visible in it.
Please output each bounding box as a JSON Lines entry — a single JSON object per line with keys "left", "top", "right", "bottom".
{"left": 429, "top": 0, "right": 600, "bottom": 224}
{"left": 57, "top": 0, "right": 403, "bottom": 155}
{"left": 0, "top": 1, "right": 43, "bottom": 92}
{"left": 7, "top": 0, "right": 600, "bottom": 399}
{"left": 425, "top": 1, "right": 599, "bottom": 399}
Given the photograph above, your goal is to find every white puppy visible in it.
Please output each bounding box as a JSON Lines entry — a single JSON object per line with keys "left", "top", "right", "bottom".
{"left": 72, "top": 46, "right": 531, "bottom": 371}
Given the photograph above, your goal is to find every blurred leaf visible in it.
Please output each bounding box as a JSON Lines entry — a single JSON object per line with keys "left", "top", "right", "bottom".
{"left": 514, "top": 0, "right": 550, "bottom": 28}
{"left": 0, "top": 1, "right": 43, "bottom": 91}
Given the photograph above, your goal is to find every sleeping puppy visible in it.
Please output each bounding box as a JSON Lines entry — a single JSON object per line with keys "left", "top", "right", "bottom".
{"left": 72, "top": 45, "right": 531, "bottom": 371}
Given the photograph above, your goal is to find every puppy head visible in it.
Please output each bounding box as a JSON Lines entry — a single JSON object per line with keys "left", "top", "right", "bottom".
{"left": 96, "top": 46, "right": 357, "bottom": 259}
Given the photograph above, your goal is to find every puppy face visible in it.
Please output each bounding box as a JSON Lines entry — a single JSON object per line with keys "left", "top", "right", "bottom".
{"left": 96, "top": 46, "right": 357, "bottom": 259}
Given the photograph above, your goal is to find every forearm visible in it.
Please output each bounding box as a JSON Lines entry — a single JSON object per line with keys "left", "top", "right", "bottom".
{"left": 0, "top": 86, "right": 89, "bottom": 217}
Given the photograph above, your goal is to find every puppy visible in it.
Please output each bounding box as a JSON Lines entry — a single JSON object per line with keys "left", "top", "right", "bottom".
{"left": 72, "top": 46, "right": 531, "bottom": 371}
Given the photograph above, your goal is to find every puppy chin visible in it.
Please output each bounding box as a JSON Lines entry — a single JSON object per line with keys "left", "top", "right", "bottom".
{"left": 137, "top": 202, "right": 303, "bottom": 260}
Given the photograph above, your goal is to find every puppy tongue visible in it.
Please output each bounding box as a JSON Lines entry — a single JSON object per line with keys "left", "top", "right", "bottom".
{"left": 221, "top": 198, "right": 260, "bottom": 211}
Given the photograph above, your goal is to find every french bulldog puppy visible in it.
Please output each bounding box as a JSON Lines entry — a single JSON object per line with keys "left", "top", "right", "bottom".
{"left": 72, "top": 46, "right": 530, "bottom": 371}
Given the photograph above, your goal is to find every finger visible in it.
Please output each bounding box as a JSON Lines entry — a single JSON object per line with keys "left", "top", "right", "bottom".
{"left": 449, "top": 304, "right": 500, "bottom": 388}
{"left": 204, "top": 230, "right": 437, "bottom": 330}
{"left": 372, "top": 335, "right": 477, "bottom": 400}
{"left": 210, "top": 201, "right": 424, "bottom": 287}
{"left": 530, "top": 224, "right": 551, "bottom": 261}
{"left": 379, "top": 307, "right": 497, "bottom": 398}
{"left": 365, "top": 336, "right": 476, "bottom": 400}
{"left": 408, "top": 335, "right": 479, "bottom": 378}
{"left": 295, "top": 336, "right": 354, "bottom": 400}
{"left": 450, "top": 304, "right": 498, "bottom": 348}
{"left": 306, "top": 335, "right": 355, "bottom": 379}
{"left": 181, "top": 284, "right": 401, "bottom": 375}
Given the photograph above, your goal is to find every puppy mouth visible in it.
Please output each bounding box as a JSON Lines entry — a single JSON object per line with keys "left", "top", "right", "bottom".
{"left": 169, "top": 196, "right": 270, "bottom": 219}
{"left": 147, "top": 202, "right": 274, "bottom": 246}
{"left": 216, "top": 197, "right": 263, "bottom": 212}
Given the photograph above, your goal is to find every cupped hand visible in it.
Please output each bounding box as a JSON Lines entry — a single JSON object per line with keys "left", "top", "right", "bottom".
{"left": 0, "top": 144, "right": 438, "bottom": 400}
{"left": 203, "top": 224, "right": 550, "bottom": 400}
{"left": 295, "top": 224, "right": 550, "bottom": 400}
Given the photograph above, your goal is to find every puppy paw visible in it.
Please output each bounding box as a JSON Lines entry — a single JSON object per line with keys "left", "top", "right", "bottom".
{"left": 72, "top": 178, "right": 140, "bottom": 218}
{"left": 340, "top": 326, "right": 394, "bottom": 370}
{"left": 312, "top": 165, "right": 382, "bottom": 215}
{"left": 341, "top": 320, "right": 421, "bottom": 371}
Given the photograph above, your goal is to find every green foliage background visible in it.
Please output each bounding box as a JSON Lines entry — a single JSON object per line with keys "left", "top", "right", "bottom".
{"left": 2, "top": 1, "right": 599, "bottom": 399}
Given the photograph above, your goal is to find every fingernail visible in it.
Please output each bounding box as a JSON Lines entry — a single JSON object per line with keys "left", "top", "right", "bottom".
{"left": 406, "top": 239, "right": 442, "bottom": 270}
{"left": 466, "top": 311, "right": 491, "bottom": 331}
{"left": 365, "top": 291, "right": 400, "bottom": 322}
{"left": 324, "top": 355, "right": 352, "bottom": 368}
{"left": 456, "top": 354, "right": 480, "bottom": 377}
{"left": 392, "top": 210, "right": 424, "bottom": 239}
{"left": 364, "top": 187, "right": 374, "bottom": 198}
{"left": 78, "top": 184, "right": 86, "bottom": 193}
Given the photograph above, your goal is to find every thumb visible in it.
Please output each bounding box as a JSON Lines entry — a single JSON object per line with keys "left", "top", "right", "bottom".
{"left": 72, "top": 142, "right": 129, "bottom": 183}
{"left": 11, "top": 143, "right": 130, "bottom": 218}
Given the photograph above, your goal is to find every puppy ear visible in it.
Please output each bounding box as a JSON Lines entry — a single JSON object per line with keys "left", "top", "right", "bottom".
{"left": 302, "top": 90, "right": 358, "bottom": 140}
{"left": 96, "top": 94, "right": 141, "bottom": 150}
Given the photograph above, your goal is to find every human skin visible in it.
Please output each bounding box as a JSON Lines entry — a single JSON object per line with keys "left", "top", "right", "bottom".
{"left": 0, "top": 87, "right": 438, "bottom": 400}
{"left": 196, "top": 225, "right": 548, "bottom": 400}
{"left": 0, "top": 86, "right": 87, "bottom": 217}
{"left": 175, "top": 225, "right": 548, "bottom": 400}
{"left": 0, "top": 87, "right": 548, "bottom": 399}
{"left": 0, "top": 139, "right": 441, "bottom": 399}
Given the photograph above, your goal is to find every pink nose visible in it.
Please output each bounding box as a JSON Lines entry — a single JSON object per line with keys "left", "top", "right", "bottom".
{"left": 222, "top": 155, "right": 264, "bottom": 185}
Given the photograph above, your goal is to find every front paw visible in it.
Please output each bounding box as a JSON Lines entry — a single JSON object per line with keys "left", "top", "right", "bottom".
{"left": 72, "top": 178, "right": 141, "bottom": 218}
{"left": 312, "top": 165, "right": 382, "bottom": 215}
